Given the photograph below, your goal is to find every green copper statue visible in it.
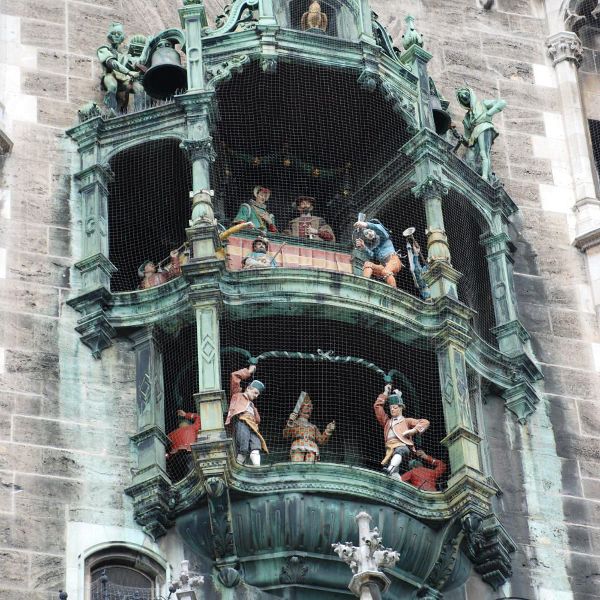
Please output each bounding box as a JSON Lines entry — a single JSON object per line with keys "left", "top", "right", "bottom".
{"left": 456, "top": 86, "right": 506, "bottom": 182}
{"left": 97, "top": 23, "right": 144, "bottom": 113}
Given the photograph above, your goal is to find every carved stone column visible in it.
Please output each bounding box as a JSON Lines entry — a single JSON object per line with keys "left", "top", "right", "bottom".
{"left": 125, "top": 326, "right": 172, "bottom": 539}
{"left": 400, "top": 44, "right": 436, "bottom": 132}
{"left": 258, "top": 0, "right": 277, "bottom": 27}
{"left": 546, "top": 33, "right": 600, "bottom": 252}
{"left": 73, "top": 163, "right": 117, "bottom": 292}
{"left": 435, "top": 323, "right": 483, "bottom": 486}
{"left": 480, "top": 231, "right": 529, "bottom": 357}
{"left": 413, "top": 176, "right": 462, "bottom": 300}
{"left": 179, "top": 1, "right": 208, "bottom": 91}
{"left": 180, "top": 137, "right": 217, "bottom": 200}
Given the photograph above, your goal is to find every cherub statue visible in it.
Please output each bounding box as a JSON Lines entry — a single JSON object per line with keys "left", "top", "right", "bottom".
{"left": 301, "top": 1, "right": 328, "bottom": 32}
{"left": 373, "top": 384, "right": 430, "bottom": 477}
{"left": 97, "top": 23, "right": 144, "bottom": 112}
{"left": 283, "top": 392, "right": 335, "bottom": 462}
{"left": 456, "top": 86, "right": 506, "bottom": 182}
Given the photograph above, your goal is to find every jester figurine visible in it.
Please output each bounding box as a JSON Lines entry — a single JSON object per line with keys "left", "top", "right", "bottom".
{"left": 373, "top": 384, "right": 430, "bottom": 477}
{"left": 354, "top": 219, "right": 402, "bottom": 288}
{"left": 167, "top": 409, "right": 201, "bottom": 458}
{"left": 401, "top": 449, "right": 447, "bottom": 491}
{"left": 456, "top": 86, "right": 506, "bottom": 182}
{"left": 283, "top": 392, "right": 335, "bottom": 462}
{"left": 225, "top": 364, "right": 268, "bottom": 466}
{"left": 233, "top": 186, "right": 277, "bottom": 233}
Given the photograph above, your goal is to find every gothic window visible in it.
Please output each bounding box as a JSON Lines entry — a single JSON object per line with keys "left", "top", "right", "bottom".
{"left": 86, "top": 546, "right": 165, "bottom": 600}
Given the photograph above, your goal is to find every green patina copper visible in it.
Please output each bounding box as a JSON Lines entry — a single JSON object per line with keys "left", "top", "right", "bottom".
{"left": 65, "top": 3, "right": 541, "bottom": 597}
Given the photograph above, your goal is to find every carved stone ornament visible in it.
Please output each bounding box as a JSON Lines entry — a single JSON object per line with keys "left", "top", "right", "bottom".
{"left": 205, "top": 55, "right": 251, "bottom": 88}
{"left": 280, "top": 555, "right": 309, "bottom": 584}
{"left": 190, "top": 189, "right": 215, "bottom": 226}
{"left": 412, "top": 176, "right": 449, "bottom": 202}
{"left": 180, "top": 138, "right": 217, "bottom": 163}
{"left": 546, "top": 31, "right": 583, "bottom": 67}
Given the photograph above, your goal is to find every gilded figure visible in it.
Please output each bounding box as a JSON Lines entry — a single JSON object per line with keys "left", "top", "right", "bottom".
{"left": 301, "top": 1, "right": 328, "bottom": 32}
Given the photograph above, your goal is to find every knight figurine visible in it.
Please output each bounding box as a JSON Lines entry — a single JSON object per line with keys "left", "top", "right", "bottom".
{"left": 242, "top": 237, "right": 278, "bottom": 269}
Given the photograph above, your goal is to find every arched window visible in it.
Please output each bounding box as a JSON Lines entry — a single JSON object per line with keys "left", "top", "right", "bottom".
{"left": 86, "top": 546, "right": 165, "bottom": 600}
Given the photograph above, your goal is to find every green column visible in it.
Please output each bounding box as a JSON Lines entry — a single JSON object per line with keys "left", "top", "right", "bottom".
{"left": 130, "top": 327, "right": 169, "bottom": 481}
{"left": 73, "top": 163, "right": 117, "bottom": 292}
{"left": 481, "top": 231, "right": 529, "bottom": 357}
{"left": 259, "top": 0, "right": 277, "bottom": 26}
{"left": 125, "top": 326, "right": 172, "bottom": 538}
{"left": 413, "top": 176, "right": 462, "bottom": 299}
{"left": 179, "top": 1, "right": 208, "bottom": 91}
{"left": 435, "top": 330, "right": 483, "bottom": 486}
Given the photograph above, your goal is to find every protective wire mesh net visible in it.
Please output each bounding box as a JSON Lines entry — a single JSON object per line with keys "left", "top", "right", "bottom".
{"left": 108, "top": 139, "right": 191, "bottom": 292}
{"left": 106, "top": 44, "right": 501, "bottom": 490}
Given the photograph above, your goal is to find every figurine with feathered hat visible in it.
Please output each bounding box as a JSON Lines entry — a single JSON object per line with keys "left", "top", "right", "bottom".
{"left": 373, "top": 383, "right": 430, "bottom": 477}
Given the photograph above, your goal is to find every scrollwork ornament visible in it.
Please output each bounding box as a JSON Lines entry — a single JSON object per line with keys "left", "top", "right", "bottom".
{"left": 279, "top": 555, "right": 309, "bottom": 584}
{"left": 546, "top": 31, "right": 583, "bottom": 67}
{"left": 413, "top": 176, "right": 449, "bottom": 201}
{"left": 180, "top": 138, "right": 217, "bottom": 163}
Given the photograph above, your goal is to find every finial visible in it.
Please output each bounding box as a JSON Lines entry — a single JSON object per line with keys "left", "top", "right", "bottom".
{"left": 402, "top": 15, "right": 423, "bottom": 50}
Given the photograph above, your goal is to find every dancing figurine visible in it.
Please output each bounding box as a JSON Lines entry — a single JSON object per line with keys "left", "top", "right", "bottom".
{"left": 283, "top": 392, "right": 335, "bottom": 462}
{"left": 401, "top": 449, "right": 447, "bottom": 491}
{"left": 225, "top": 365, "right": 268, "bottom": 466}
{"left": 167, "top": 410, "right": 201, "bottom": 457}
{"left": 373, "top": 384, "right": 430, "bottom": 477}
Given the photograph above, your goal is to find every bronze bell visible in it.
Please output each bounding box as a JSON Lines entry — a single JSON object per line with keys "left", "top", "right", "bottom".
{"left": 430, "top": 91, "right": 451, "bottom": 136}
{"left": 142, "top": 39, "right": 187, "bottom": 100}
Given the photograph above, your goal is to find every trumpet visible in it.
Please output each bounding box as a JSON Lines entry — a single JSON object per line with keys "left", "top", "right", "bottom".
{"left": 157, "top": 241, "right": 190, "bottom": 270}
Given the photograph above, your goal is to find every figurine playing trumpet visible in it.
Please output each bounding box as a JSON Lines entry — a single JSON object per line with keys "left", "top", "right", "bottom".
{"left": 283, "top": 391, "right": 335, "bottom": 462}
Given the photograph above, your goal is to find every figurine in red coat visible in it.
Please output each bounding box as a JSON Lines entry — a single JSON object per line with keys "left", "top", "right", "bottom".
{"left": 373, "top": 384, "right": 430, "bottom": 477}
{"left": 401, "top": 449, "right": 447, "bottom": 491}
{"left": 167, "top": 410, "right": 201, "bottom": 457}
{"left": 225, "top": 365, "right": 268, "bottom": 466}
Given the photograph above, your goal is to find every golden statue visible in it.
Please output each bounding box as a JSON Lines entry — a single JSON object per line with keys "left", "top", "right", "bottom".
{"left": 301, "top": 1, "right": 328, "bottom": 32}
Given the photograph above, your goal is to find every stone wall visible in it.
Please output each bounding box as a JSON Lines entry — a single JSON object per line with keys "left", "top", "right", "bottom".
{"left": 0, "top": 0, "right": 598, "bottom": 599}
